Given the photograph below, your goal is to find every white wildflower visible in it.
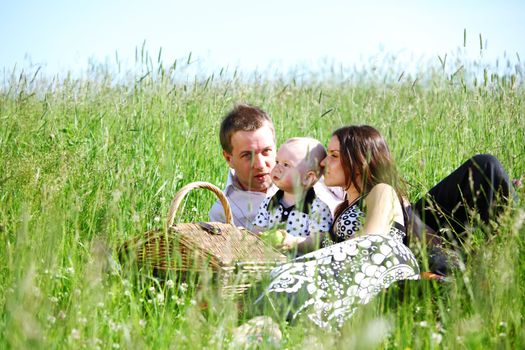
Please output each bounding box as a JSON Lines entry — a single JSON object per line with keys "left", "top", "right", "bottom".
{"left": 47, "top": 315, "right": 56, "bottom": 324}
{"left": 166, "top": 280, "right": 175, "bottom": 289}
{"left": 49, "top": 296, "right": 59, "bottom": 303}
{"left": 418, "top": 321, "right": 428, "bottom": 328}
{"left": 499, "top": 333, "right": 507, "bottom": 337}
{"left": 71, "top": 328, "right": 80, "bottom": 340}
{"left": 431, "top": 332, "right": 442, "bottom": 344}
{"left": 156, "top": 293, "right": 165, "bottom": 304}
{"left": 148, "top": 286, "right": 155, "bottom": 294}
{"left": 153, "top": 216, "right": 161, "bottom": 223}
{"left": 112, "top": 190, "right": 122, "bottom": 202}
{"left": 138, "top": 319, "right": 146, "bottom": 328}
{"left": 179, "top": 282, "right": 188, "bottom": 293}
{"left": 109, "top": 320, "right": 121, "bottom": 332}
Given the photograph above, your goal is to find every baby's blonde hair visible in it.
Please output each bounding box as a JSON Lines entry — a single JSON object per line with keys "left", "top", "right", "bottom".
{"left": 282, "top": 137, "right": 327, "bottom": 177}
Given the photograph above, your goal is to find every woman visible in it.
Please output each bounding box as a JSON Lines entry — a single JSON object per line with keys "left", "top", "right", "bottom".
{"left": 259, "top": 125, "right": 420, "bottom": 330}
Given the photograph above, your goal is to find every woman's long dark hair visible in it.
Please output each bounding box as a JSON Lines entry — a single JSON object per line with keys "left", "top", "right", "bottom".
{"left": 332, "top": 125, "right": 405, "bottom": 221}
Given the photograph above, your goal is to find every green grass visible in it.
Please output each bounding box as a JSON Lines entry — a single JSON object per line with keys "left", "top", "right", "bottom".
{"left": 1, "top": 54, "right": 524, "bottom": 349}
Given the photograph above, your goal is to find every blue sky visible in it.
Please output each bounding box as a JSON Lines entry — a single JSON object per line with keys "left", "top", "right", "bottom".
{"left": 1, "top": 0, "right": 524, "bottom": 76}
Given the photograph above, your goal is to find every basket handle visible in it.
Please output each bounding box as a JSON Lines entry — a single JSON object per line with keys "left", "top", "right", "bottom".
{"left": 166, "top": 181, "right": 233, "bottom": 229}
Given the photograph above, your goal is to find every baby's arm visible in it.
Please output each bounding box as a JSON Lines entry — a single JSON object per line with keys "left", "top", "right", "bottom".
{"left": 279, "top": 198, "right": 333, "bottom": 254}
{"left": 293, "top": 233, "right": 325, "bottom": 254}
{"left": 279, "top": 229, "right": 326, "bottom": 254}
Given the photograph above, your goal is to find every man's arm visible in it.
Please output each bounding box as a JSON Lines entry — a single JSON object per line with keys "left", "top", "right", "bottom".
{"left": 209, "top": 200, "right": 226, "bottom": 223}
{"left": 209, "top": 170, "right": 234, "bottom": 223}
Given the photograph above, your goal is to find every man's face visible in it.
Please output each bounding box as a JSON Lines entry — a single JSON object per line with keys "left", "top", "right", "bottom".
{"left": 223, "top": 124, "right": 276, "bottom": 193}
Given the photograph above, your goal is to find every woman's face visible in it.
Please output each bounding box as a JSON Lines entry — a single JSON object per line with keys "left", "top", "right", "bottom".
{"left": 321, "top": 136, "right": 346, "bottom": 187}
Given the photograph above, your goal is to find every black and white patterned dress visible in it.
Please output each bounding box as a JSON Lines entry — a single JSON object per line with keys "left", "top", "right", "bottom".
{"left": 260, "top": 199, "right": 420, "bottom": 330}
{"left": 252, "top": 188, "right": 332, "bottom": 237}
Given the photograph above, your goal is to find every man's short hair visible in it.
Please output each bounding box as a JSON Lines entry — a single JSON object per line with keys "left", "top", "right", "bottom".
{"left": 220, "top": 104, "right": 275, "bottom": 153}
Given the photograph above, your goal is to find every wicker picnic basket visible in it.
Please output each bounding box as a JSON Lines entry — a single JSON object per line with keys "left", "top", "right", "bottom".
{"left": 124, "top": 181, "right": 287, "bottom": 297}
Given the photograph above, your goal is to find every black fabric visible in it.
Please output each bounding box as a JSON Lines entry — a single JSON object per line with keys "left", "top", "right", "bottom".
{"left": 392, "top": 220, "right": 406, "bottom": 233}
{"left": 407, "top": 154, "right": 513, "bottom": 275}
{"left": 412, "top": 154, "right": 512, "bottom": 239}
{"left": 331, "top": 195, "right": 366, "bottom": 234}
{"left": 267, "top": 187, "right": 317, "bottom": 216}
{"left": 402, "top": 204, "right": 440, "bottom": 246}
{"left": 280, "top": 205, "right": 293, "bottom": 222}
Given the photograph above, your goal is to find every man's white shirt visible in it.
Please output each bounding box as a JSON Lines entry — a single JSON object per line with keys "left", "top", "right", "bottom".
{"left": 209, "top": 169, "right": 344, "bottom": 229}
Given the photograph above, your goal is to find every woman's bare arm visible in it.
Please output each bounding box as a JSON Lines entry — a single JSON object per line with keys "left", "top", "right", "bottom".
{"left": 363, "top": 183, "right": 404, "bottom": 234}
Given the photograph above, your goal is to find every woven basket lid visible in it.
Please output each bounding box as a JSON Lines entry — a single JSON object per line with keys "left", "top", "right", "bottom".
{"left": 171, "top": 222, "right": 287, "bottom": 267}
{"left": 164, "top": 181, "right": 287, "bottom": 269}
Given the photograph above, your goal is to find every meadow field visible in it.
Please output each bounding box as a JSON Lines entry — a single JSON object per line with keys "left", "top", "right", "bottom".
{"left": 1, "top": 53, "right": 524, "bottom": 349}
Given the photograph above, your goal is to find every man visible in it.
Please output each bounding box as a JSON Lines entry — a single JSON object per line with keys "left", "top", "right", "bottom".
{"left": 208, "top": 104, "right": 343, "bottom": 229}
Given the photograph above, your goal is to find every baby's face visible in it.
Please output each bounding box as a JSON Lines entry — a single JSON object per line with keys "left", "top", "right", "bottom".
{"left": 270, "top": 142, "right": 307, "bottom": 193}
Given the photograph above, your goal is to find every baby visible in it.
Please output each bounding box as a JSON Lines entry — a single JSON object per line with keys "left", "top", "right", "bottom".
{"left": 252, "top": 137, "right": 333, "bottom": 254}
